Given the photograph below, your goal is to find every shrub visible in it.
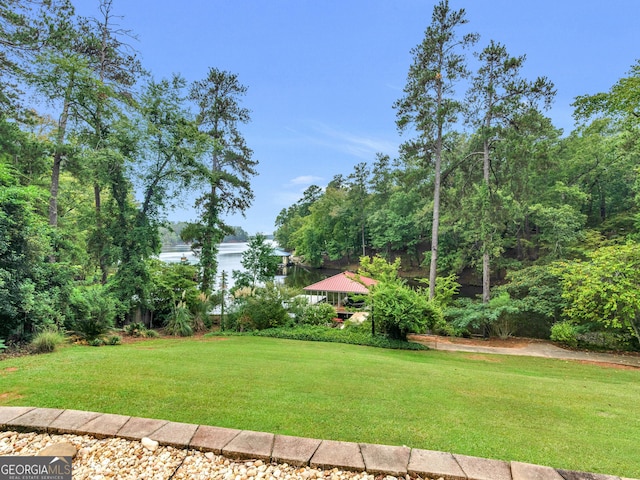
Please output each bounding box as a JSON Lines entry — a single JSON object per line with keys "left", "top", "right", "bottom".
{"left": 88, "top": 338, "right": 105, "bottom": 347}
{"left": 148, "top": 260, "right": 199, "bottom": 325}
{"left": 227, "top": 283, "right": 291, "bottom": 331}
{"left": 67, "top": 285, "right": 116, "bottom": 342}
{"left": 367, "top": 278, "right": 441, "bottom": 340}
{"left": 0, "top": 338, "right": 6, "bottom": 351}
{"left": 123, "top": 322, "right": 160, "bottom": 338}
{"left": 576, "top": 330, "right": 636, "bottom": 351}
{"left": 191, "top": 293, "right": 212, "bottom": 332}
{"left": 445, "top": 293, "right": 519, "bottom": 339}
{"left": 494, "top": 264, "right": 565, "bottom": 338}
{"left": 550, "top": 321, "right": 578, "bottom": 348}
{"left": 106, "top": 335, "right": 122, "bottom": 345}
{"left": 488, "top": 293, "right": 521, "bottom": 339}
{"left": 300, "top": 302, "right": 336, "bottom": 326}
{"left": 123, "top": 322, "right": 143, "bottom": 336}
{"left": 165, "top": 301, "right": 193, "bottom": 337}
{"left": 31, "top": 329, "right": 66, "bottom": 354}
{"left": 124, "top": 322, "right": 149, "bottom": 337}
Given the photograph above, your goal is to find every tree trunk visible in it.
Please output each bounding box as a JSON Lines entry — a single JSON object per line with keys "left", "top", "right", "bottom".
{"left": 94, "top": 184, "right": 108, "bottom": 284}
{"left": 482, "top": 138, "right": 491, "bottom": 304}
{"left": 428, "top": 61, "right": 444, "bottom": 301}
{"left": 49, "top": 96, "right": 70, "bottom": 229}
{"left": 429, "top": 134, "right": 443, "bottom": 301}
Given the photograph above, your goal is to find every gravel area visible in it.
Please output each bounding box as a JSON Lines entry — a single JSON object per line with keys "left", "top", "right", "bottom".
{"left": 0, "top": 431, "right": 424, "bottom": 480}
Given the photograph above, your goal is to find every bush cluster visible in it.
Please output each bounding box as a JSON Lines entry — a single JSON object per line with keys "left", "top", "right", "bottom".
{"left": 30, "top": 329, "right": 66, "bottom": 354}
{"left": 210, "top": 325, "right": 429, "bottom": 351}
{"left": 550, "top": 321, "right": 578, "bottom": 347}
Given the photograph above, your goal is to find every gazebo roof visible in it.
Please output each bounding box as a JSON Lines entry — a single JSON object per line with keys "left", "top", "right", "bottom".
{"left": 303, "top": 271, "right": 378, "bottom": 294}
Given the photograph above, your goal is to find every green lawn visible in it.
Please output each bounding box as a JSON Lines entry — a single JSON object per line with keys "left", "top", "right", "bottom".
{"left": 1, "top": 336, "right": 639, "bottom": 478}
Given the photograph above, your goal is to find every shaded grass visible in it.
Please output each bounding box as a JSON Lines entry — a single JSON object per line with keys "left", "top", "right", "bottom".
{"left": 1, "top": 336, "right": 639, "bottom": 477}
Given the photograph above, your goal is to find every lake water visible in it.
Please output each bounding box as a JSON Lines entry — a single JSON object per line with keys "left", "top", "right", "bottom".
{"left": 158, "top": 243, "right": 329, "bottom": 290}
{"left": 159, "top": 243, "right": 255, "bottom": 290}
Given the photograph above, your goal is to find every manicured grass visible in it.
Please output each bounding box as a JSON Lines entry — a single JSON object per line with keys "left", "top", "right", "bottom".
{"left": 1, "top": 336, "right": 639, "bottom": 477}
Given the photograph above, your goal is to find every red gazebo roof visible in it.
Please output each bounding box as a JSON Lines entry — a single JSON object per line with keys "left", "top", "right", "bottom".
{"left": 303, "top": 271, "right": 378, "bottom": 294}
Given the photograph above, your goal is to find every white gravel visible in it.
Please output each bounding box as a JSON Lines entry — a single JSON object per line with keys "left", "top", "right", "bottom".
{"left": 0, "top": 431, "right": 432, "bottom": 480}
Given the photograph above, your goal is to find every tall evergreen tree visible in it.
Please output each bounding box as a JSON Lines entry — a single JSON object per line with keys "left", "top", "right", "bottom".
{"left": 394, "top": 0, "right": 477, "bottom": 299}
{"left": 185, "top": 68, "right": 258, "bottom": 293}
{"left": 465, "top": 40, "right": 555, "bottom": 302}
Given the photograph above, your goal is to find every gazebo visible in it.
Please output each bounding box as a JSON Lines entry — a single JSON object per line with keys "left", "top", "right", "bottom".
{"left": 303, "top": 271, "right": 378, "bottom": 308}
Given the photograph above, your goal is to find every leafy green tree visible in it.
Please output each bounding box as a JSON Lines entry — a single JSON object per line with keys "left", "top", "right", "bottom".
{"left": 572, "top": 62, "right": 640, "bottom": 240}
{"left": 346, "top": 162, "right": 371, "bottom": 257}
{"left": 275, "top": 184, "right": 322, "bottom": 251}
{"left": 27, "top": 6, "right": 89, "bottom": 232}
{"left": 528, "top": 203, "right": 585, "bottom": 258}
{"left": 500, "top": 265, "right": 563, "bottom": 320}
{"left": 395, "top": 0, "right": 477, "bottom": 299}
{"left": 74, "top": 0, "right": 144, "bottom": 284}
{"left": 290, "top": 215, "right": 325, "bottom": 267}
{"left": 0, "top": 0, "right": 74, "bottom": 114}
{"left": 358, "top": 254, "right": 401, "bottom": 282}
{"left": 232, "top": 233, "right": 279, "bottom": 289}
{"left": 147, "top": 259, "right": 199, "bottom": 327}
{"left": 465, "top": 40, "right": 555, "bottom": 302}
{"left": 367, "top": 187, "right": 422, "bottom": 259}
{"left": 561, "top": 243, "right": 640, "bottom": 345}
{"left": 558, "top": 120, "right": 635, "bottom": 232}
{"left": 288, "top": 184, "right": 359, "bottom": 266}
{"left": 573, "top": 59, "right": 640, "bottom": 128}
{"left": 186, "top": 68, "right": 258, "bottom": 293}
{"left": 485, "top": 109, "right": 564, "bottom": 261}
{"left": 0, "top": 143, "right": 72, "bottom": 339}
{"left": 108, "top": 75, "right": 205, "bottom": 322}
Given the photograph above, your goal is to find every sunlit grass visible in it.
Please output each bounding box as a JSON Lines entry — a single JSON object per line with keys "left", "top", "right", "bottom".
{"left": 1, "top": 336, "right": 638, "bottom": 477}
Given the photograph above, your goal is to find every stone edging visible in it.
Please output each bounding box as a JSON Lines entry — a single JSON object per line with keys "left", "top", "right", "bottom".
{"left": 0, "top": 407, "right": 635, "bottom": 480}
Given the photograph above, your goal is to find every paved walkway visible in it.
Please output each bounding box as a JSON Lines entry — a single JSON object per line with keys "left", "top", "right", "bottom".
{"left": 0, "top": 406, "right": 636, "bottom": 480}
{"left": 409, "top": 335, "right": 640, "bottom": 368}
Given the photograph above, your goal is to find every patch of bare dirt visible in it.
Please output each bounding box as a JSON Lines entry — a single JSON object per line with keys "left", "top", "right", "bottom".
{"left": 118, "top": 330, "right": 227, "bottom": 345}
{"left": 409, "top": 334, "right": 533, "bottom": 348}
{"left": 0, "top": 392, "right": 24, "bottom": 401}
{"left": 575, "top": 360, "right": 640, "bottom": 370}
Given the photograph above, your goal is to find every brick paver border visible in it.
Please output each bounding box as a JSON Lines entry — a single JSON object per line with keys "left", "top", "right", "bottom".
{"left": 0, "top": 407, "right": 635, "bottom": 480}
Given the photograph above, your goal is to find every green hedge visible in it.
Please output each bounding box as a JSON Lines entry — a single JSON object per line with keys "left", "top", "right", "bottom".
{"left": 207, "top": 325, "right": 428, "bottom": 351}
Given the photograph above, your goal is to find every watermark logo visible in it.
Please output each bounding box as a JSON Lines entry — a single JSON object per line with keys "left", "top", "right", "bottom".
{"left": 0, "top": 456, "right": 72, "bottom": 480}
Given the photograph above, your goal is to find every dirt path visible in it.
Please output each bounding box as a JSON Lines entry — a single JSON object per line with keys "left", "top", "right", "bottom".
{"left": 408, "top": 334, "right": 640, "bottom": 369}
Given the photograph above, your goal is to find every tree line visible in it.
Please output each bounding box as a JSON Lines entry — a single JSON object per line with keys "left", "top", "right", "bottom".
{"left": 159, "top": 223, "right": 250, "bottom": 248}
{"left": 275, "top": 1, "right": 640, "bottom": 348}
{"left": 2, "top": 0, "right": 639, "bottom": 350}
{"left": 0, "top": 0, "right": 257, "bottom": 340}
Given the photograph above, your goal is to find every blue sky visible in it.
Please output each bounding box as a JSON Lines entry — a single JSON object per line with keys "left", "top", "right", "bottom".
{"left": 73, "top": 1, "right": 639, "bottom": 235}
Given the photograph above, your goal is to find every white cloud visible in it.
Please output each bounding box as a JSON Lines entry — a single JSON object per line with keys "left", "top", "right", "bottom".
{"left": 289, "top": 175, "right": 324, "bottom": 186}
